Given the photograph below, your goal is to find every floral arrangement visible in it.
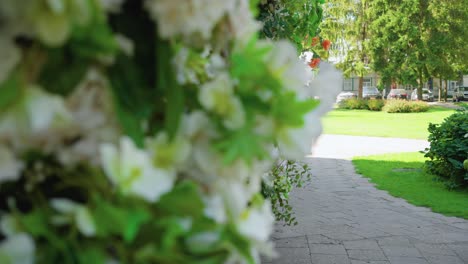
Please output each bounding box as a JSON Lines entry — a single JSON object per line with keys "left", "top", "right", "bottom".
{"left": 0, "top": 0, "right": 340, "bottom": 263}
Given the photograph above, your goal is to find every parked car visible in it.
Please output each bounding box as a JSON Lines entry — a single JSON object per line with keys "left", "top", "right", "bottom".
{"left": 453, "top": 86, "right": 467, "bottom": 102}
{"left": 363, "top": 87, "right": 382, "bottom": 99}
{"left": 336, "top": 91, "right": 357, "bottom": 103}
{"left": 387, "top": 89, "right": 408, "bottom": 100}
{"left": 411, "top": 88, "right": 434, "bottom": 101}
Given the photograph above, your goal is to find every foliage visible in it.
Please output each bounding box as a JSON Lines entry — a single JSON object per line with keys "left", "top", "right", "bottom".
{"left": 338, "top": 98, "right": 369, "bottom": 110}
{"left": 367, "top": 0, "right": 468, "bottom": 99}
{"left": 424, "top": 109, "right": 468, "bottom": 188}
{"left": 323, "top": 107, "right": 455, "bottom": 139}
{"left": 353, "top": 152, "right": 468, "bottom": 219}
{"left": 367, "top": 99, "right": 385, "bottom": 111}
{"left": 382, "top": 100, "right": 429, "bottom": 113}
{"left": 338, "top": 98, "right": 384, "bottom": 111}
{"left": 320, "top": 0, "right": 373, "bottom": 98}
{"left": 0, "top": 0, "right": 337, "bottom": 263}
{"left": 262, "top": 160, "right": 312, "bottom": 226}
{"left": 258, "top": 0, "right": 324, "bottom": 51}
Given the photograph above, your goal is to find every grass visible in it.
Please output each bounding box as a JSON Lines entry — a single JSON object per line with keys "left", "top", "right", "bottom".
{"left": 322, "top": 106, "right": 455, "bottom": 139}
{"left": 353, "top": 152, "right": 468, "bottom": 219}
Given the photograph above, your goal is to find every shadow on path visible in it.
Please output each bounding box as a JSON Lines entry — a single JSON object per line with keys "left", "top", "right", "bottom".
{"left": 265, "top": 157, "right": 468, "bottom": 264}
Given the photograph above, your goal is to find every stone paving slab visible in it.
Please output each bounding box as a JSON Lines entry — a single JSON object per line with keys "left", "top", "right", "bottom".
{"left": 267, "top": 135, "right": 468, "bottom": 264}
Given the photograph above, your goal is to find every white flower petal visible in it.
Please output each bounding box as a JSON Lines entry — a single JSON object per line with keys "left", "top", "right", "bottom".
{"left": 0, "top": 233, "right": 35, "bottom": 264}
{"left": 237, "top": 201, "right": 274, "bottom": 242}
{"left": 50, "top": 198, "right": 79, "bottom": 214}
{"left": 76, "top": 207, "right": 96, "bottom": 237}
{"left": 203, "top": 194, "right": 226, "bottom": 224}
{"left": 130, "top": 167, "right": 175, "bottom": 202}
{"left": 0, "top": 146, "right": 23, "bottom": 183}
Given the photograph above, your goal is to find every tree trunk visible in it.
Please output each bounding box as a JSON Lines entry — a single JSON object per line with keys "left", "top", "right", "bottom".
{"left": 358, "top": 76, "right": 363, "bottom": 98}
{"left": 444, "top": 79, "right": 448, "bottom": 102}
{"left": 438, "top": 77, "right": 442, "bottom": 102}
{"left": 417, "top": 72, "right": 423, "bottom": 101}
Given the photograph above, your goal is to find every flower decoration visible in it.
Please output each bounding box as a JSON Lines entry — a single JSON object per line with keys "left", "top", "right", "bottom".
{"left": 0, "top": 0, "right": 339, "bottom": 263}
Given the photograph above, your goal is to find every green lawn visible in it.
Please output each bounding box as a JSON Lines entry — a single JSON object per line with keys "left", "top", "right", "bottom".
{"left": 353, "top": 152, "right": 468, "bottom": 219}
{"left": 323, "top": 107, "right": 455, "bottom": 139}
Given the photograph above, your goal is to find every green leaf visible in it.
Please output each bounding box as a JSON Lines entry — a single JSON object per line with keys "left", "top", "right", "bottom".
{"left": 76, "top": 248, "right": 105, "bottom": 264}
{"left": 272, "top": 92, "right": 320, "bottom": 127}
{"left": 215, "top": 124, "right": 268, "bottom": 164}
{"left": 0, "top": 71, "right": 21, "bottom": 112}
{"left": 222, "top": 225, "right": 255, "bottom": 264}
{"left": 20, "top": 209, "right": 50, "bottom": 237}
{"left": 108, "top": 54, "right": 155, "bottom": 146}
{"left": 93, "top": 198, "right": 150, "bottom": 243}
{"left": 39, "top": 47, "right": 88, "bottom": 96}
{"left": 69, "top": 0, "right": 118, "bottom": 59}
{"left": 156, "top": 39, "right": 184, "bottom": 139}
{"left": 158, "top": 181, "right": 204, "bottom": 218}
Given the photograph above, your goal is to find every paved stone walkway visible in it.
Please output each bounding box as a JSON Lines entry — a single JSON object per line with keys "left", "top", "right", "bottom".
{"left": 265, "top": 135, "right": 468, "bottom": 264}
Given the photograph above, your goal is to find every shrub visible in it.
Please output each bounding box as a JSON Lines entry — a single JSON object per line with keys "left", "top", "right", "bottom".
{"left": 408, "top": 101, "right": 429, "bottom": 112}
{"left": 339, "top": 98, "right": 368, "bottom": 110}
{"left": 367, "top": 99, "right": 385, "bottom": 111}
{"left": 424, "top": 109, "right": 468, "bottom": 188}
{"left": 383, "top": 100, "right": 429, "bottom": 113}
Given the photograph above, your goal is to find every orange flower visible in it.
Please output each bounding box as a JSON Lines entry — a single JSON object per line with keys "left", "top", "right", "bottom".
{"left": 322, "top": 39, "right": 331, "bottom": 51}
{"left": 308, "top": 58, "right": 321, "bottom": 68}
{"left": 311, "top": 36, "right": 320, "bottom": 47}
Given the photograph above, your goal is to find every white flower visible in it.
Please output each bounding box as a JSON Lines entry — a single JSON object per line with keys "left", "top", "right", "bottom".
{"left": 172, "top": 47, "right": 199, "bottom": 85}
{"left": 0, "top": 146, "right": 23, "bottom": 183}
{"left": 0, "top": 233, "right": 35, "bottom": 264}
{"left": 50, "top": 198, "right": 96, "bottom": 237}
{"left": 58, "top": 78, "right": 119, "bottom": 165}
{"left": 0, "top": 215, "right": 20, "bottom": 237}
{"left": 203, "top": 194, "right": 226, "bottom": 224}
{"left": 216, "top": 180, "right": 251, "bottom": 219}
{"left": 308, "top": 62, "right": 343, "bottom": 116}
{"left": 267, "top": 40, "right": 312, "bottom": 97}
{"left": 205, "top": 53, "right": 226, "bottom": 79}
{"left": 145, "top": 0, "right": 235, "bottom": 39}
{"left": 227, "top": 0, "right": 261, "bottom": 43}
{"left": 237, "top": 201, "right": 274, "bottom": 243}
{"left": 182, "top": 111, "right": 216, "bottom": 140}
{"left": 26, "top": 87, "right": 72, "bottom": 133}
{"left": 100, "top": 136, "right": 175, "bottom": 202}
{"left": 146, "top": 131, "right": 191, "bottom": 169}
{"left": 277, "top": 110, "right": 322, "bottom": 160}
{"left": 186, "top": 231, "right": 221, "bottom": 252}
{"left": 198, "top": 73, "right": 245, "bottom": 130}
{"left": 276, "top": 62, "right": 343, "bottom": 159}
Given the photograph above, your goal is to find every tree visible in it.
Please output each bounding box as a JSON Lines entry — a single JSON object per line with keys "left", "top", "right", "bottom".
{"left": 368, "top": 0, "right": 468, "bottom": 101}
{"left": 320, "top": 0, "right": 373, "bottom": 98}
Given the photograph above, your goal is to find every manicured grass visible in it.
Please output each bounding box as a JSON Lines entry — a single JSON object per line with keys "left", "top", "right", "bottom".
{"left": 353, "top": 152, "right": 468, "bottom": 219}
{"left": 323, "top": 107, "right": 455, "bottom": 139}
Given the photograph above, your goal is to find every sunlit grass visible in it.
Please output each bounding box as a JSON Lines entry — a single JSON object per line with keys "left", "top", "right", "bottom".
{"left": 323, "top": 106, "right": 455, "bottom": 139}
{"left": 353, "top": 152, "right": 468, "bottom": 219}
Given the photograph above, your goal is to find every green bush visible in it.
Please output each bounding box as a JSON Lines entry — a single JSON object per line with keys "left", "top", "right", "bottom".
{"left": 383, "top": 100, "right": 429, "bottom": 113}
{"left": 408, "top": 101, "right": 429, "bottom": 112}
{"left": 367, "top": 99, "right": 385, "bottom": 111}
{"left": 339, "top": 98, "right": 368, "bottom": 110}
{"left": 424, "top": 109, "right": 468, "bottom": 188}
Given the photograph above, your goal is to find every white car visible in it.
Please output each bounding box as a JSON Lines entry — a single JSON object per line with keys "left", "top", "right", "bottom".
{"left": 336, "top": 91, "right": 357, "bottom": 103}
{"left": 453, "top": 86, "right": 467, "bottom": 102}
{"left": 411, "top": 88, "right": 434, "bottom": 101}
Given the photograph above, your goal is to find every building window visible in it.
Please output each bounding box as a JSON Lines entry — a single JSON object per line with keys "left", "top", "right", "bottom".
{"left": 343, "top": 79, "right": 353, "bottom": 91}
{"left": 363, "top": 78, "right": 372, "bottom": 87}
